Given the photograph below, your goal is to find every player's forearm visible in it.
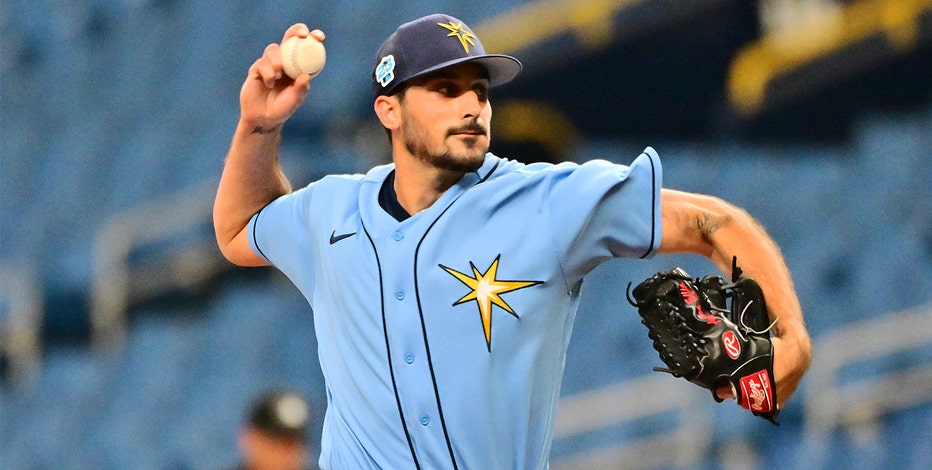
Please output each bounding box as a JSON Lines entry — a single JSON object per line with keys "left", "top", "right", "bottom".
{"left": 213, "top": 120, "right": 292, "bottom": 263}
{"left": 660, "top": 190, "right": 812, "bottom": 403}
{"left": 694, "top": 198, "right": 812, "bottom": 404}
{"left": 701, "top": 201, "right": 808, "bottom": 340}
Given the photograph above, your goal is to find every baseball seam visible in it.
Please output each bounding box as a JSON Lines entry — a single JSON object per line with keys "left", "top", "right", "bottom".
{"left": 290, "top": 50, "right": 303, "bottom": 75}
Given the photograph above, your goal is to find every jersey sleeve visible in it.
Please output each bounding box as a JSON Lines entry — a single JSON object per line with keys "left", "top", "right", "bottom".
{"left": 247, "top": 185, "right": 317, "bottom": 276}
{"left": 550, "top": 147, "right": 663, "bottom": 281}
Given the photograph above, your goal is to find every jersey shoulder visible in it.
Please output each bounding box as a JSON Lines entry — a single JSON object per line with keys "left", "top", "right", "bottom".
{"left": 309, "top": 163, "right": 393, "bottom": 193}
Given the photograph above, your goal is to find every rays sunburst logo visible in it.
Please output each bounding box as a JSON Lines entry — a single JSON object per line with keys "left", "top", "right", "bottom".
{"left": 437, "top": 21, "right": 477, "bottom": 53}
{"left": 440, "top": 255, "right": 543, "bottom": 351}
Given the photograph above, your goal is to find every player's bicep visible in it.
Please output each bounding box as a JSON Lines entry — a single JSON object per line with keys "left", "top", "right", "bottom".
{"left": 659, "top": 189, "right": 730, "bottom": 256}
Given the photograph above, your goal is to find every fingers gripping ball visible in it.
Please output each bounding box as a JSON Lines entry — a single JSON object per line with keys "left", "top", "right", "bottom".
{"left": 627, "top": 262, "right": 780, "bottom": 424}
{"left": 280, "top": 36, "right": 326, "bottom": 80}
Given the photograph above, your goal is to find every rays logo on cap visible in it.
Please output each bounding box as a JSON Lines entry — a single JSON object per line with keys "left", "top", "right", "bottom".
{"left": 371, "top": 13, "right": 522, "bottom": 99}
{"left": 437, "top": 21, "right": 477, "bottom": 53}
{"left": 376, "top": 55, "right": 396, "bottom": 87}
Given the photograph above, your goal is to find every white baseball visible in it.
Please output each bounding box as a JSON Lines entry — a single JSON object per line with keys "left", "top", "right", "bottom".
{"left": 280, "top": 36, "right": 326, "bottom": 80}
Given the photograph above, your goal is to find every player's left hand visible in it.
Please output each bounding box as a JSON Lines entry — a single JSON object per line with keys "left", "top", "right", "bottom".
{"left": 629, "top": 265, "right": 781, "bottom": 424}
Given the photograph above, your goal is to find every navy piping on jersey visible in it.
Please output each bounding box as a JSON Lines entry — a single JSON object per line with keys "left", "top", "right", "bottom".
{"left": 411, "top": 162, "right": 499, "bottom": 469}
{"left": 252, "top": 202, "right": 274, "bottom": 262}
{"left": 379, "top": 170, "right": 411, "bottom": 222}
{"left": 640, "top": 150, "right": 659, "bottom": 259}
{"left": 378, "top": 162, "right": 499, "bottom": 222}
{"left": 373, "top": 161, "right": 501, "bottom": 470}
{"left": 361, "top": 225, "right": 422, "bottom": 470}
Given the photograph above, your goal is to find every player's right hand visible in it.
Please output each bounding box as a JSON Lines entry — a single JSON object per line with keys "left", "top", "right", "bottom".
{"left": 239, "top": 24, "right": 325, "bottom": 130}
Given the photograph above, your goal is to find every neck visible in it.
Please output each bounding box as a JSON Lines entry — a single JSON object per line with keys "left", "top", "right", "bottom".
{"left": 393, "top": 160, "right": 464, "bottom": 216}
{"left": 392, "top": 152, "right": 467, "bottom": 216}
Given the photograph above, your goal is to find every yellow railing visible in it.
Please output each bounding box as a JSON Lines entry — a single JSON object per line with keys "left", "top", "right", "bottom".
{"left": 475, "top": 0, "right": 647, "bottom": 53}
{"left": 728, "top": 0, "right": 932, "bottom": 116}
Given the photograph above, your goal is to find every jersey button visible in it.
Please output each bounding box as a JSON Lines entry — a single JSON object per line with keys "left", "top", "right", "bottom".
{"left": 404, "top": 353, "right": 414, "bottom": 364}
{"left": 394, "top": 290, "right": 405, "bottom": 300}
{"left": 392, "top": 231, "right": 404, "bottom": 241}
{"left": 419, "top": 415, "right": 430, "bottom": 426}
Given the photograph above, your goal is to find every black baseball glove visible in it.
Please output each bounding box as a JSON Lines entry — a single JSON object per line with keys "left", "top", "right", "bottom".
{"left": 627, "top": 259, "right": 780, "bottom": 424}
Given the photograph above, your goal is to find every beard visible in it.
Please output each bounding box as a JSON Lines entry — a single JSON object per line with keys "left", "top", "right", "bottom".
{"left": 402, "top": 117, "right": 489, "bottom": 173}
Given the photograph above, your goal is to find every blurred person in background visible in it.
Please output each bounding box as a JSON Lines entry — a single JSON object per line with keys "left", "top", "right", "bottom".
{"left": 232, "top": 389, "right": 314, "bottom": 470}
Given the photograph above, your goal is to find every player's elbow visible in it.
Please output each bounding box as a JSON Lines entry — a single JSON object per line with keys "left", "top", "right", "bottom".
{"left": 215, "top": 228, "right": 268, "bottom": 267}
{"left": 216, "top": 239, "right": 241, "bottom": 266}
{"left": 218, "top": 244, "right": 268, "bottom": 267}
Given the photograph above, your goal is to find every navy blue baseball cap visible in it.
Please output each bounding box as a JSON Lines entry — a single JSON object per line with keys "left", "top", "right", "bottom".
{"left": 246, "top": 390, "right": 310, "bottom": 441}
{"left": 372, "top": 14, "right": 522, "bottom": 100}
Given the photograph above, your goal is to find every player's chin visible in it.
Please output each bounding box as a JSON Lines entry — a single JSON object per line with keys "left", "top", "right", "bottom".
{"left": 450, "top": 135, "right": 488, "bottom": 156}
{"left": 457, "top": 149, "right": 488, "bottom": 170}
{"left": 434, "top": 149, "right": 485, "bottom": 173}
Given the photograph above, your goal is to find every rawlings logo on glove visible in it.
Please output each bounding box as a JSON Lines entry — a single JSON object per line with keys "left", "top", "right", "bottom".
{"left": 627, "top": 258, "right": 780, "bottom": 424}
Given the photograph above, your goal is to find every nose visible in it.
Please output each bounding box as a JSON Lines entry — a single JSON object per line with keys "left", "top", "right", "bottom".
{"left": 460, "top": 90, "right": 485, "bottom": 119}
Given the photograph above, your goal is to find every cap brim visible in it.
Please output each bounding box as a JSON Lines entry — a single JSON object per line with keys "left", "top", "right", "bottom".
{"left": 405, "top": 54, "right": 523, "bottom": 88}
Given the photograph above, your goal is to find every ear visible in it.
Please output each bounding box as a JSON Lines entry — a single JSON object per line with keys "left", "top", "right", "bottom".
{"left": 374, "top": 95, "right": 401, "bottom": 132}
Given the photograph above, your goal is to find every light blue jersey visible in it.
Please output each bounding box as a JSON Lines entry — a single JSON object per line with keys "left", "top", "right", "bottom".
{"left": 249, "top": 147, "right": 662, "bottom": 469}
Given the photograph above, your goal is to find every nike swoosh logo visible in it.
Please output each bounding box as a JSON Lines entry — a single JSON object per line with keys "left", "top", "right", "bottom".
{"left": 329, "top": 230, "right": 356, "bottom": 245}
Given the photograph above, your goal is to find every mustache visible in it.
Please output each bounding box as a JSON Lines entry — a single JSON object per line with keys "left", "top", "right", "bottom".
{"left": 447, "top": 122, "right": 487, "bottom": 137}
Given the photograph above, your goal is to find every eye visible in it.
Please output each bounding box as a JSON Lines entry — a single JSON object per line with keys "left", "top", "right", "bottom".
{"left": 435, "top": 82, "right": 460, "bottom": 97}
{"left": 430, "top": 80, "right": 488, "bottom": 99}
{"left": 473, "top": 84, "right": 489, "bottom": 101}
